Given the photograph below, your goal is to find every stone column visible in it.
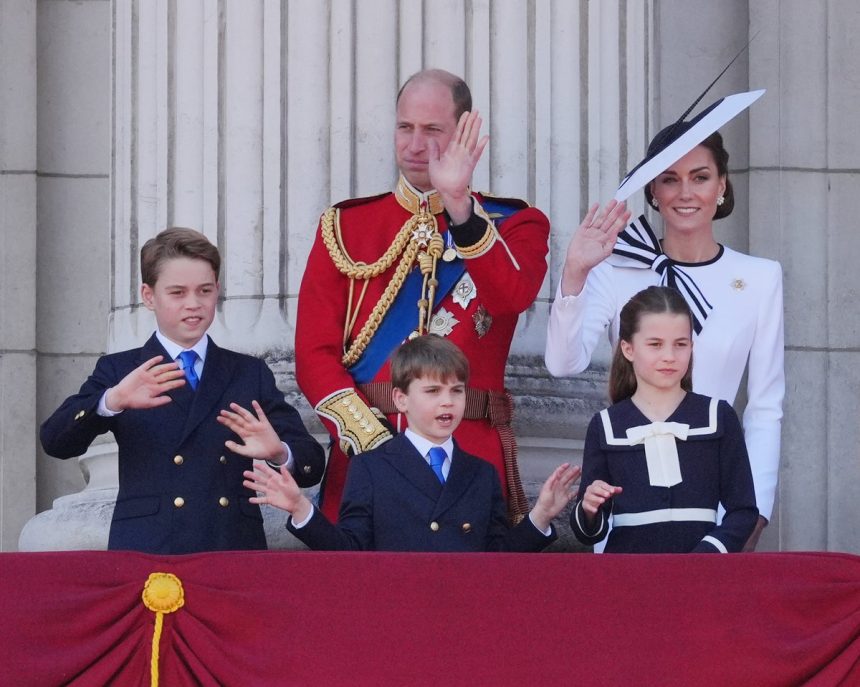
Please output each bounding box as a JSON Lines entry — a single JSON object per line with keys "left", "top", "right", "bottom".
{"left": 750, "top": 0, "right": 860, "bottom": 554}
{"left": 529, "top": 0, "right": 652, "bottom": 489}
{"left": 0, "top": 1, "right": 37, "bottom": 551}
{"left": 19, "top": 0, "right": 112, "bottom": 551}
{"left": 111, "top": 0, "right": 289, "bottom": 355}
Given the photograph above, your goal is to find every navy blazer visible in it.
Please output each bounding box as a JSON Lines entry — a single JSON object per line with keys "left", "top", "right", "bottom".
{"left": 40, "top": 334, "right": 325, "bottom": 554}
{"left": 288, "top": 433, "right": 555, "bottom": 552}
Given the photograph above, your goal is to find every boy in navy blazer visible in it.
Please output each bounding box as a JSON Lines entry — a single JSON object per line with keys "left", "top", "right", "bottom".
{"left": 41, "top": 228, "right": 324, "bottom": 554}
{"left": 244, "top": 335, "right": 580, "bottom": 552}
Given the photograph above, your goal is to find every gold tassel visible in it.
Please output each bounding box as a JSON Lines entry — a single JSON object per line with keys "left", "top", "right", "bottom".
{"left": 141, "top": 572, "right": 185, "bottom": 687}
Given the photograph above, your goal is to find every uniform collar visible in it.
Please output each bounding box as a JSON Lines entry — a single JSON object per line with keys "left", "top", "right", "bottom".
{"left": 394, "top": 175, "right": 445, "bottom": 216}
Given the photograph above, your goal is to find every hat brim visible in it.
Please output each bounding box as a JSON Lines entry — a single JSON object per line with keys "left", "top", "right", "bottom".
{"left": 614, "top": 89, "right": 765, "bottom": 202}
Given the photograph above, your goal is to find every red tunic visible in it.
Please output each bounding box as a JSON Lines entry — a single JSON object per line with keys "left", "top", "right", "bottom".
{"left": 296, "top": 180, "right": 549, "bottom": 521}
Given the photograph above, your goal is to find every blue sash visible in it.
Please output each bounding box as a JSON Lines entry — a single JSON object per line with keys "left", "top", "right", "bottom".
{"left": 348, "top": 198, "right": 524, "bottom": 384}
{"left": 349, "top": 257, "right": 465, "bottom": 383}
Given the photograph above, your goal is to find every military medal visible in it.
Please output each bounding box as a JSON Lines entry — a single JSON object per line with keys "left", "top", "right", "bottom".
{"left": 442, "top": 247, "right": 457, "bottom": 262}
{"left": 453, "top": 275, "right": 477, "bottom": 309}
{"left": 412, "top": 221, "right": 433, "bottom": 247}
{"left": 429, "top": 308, "right": 459, "bottom": 337}
{"left": 473, "top": 305, "right": 492, "bottom": 338}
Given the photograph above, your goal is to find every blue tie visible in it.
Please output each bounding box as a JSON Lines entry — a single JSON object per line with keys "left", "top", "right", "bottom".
{"left": 178, "top": 350, "right": 199, "bottom": 390}
{"left": 428, "top": 447, "right": 446, "bottom": 484}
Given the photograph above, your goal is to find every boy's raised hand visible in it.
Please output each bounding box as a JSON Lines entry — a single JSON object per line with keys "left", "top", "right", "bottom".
{"left": 218, "top": 400, "right": 285, "bottom": 462}
{"left": 105, "top": 355, "right": 186, "bottom": 411}
{"left": 243, "top": 460, "right": 312, "bottom": 521}
{"left": 530, "top": 462, "right": 581, "bottom": 532}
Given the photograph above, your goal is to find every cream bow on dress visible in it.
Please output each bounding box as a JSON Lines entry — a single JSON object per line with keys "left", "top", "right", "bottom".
{"left": 626, "top": 421, "right": 690, "bottom": 487}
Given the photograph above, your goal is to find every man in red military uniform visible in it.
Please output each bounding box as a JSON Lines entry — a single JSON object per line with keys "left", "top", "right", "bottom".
{"left": 296, "top": 69, "right": 550, "bottom": 522}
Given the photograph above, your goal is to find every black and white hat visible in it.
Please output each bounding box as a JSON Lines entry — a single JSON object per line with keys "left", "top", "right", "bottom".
{"left": 615, "top": 89, "right": 764, "bottom": 202}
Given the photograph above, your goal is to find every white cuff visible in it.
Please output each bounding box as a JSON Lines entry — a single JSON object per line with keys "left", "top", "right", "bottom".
{"left": 527, "top": 512, "right": 553, "bottom": 537}
{"left": 290, "top": 506, "right": 314, "bottom": 529}
{"left": 97, "top": 391, "right": 123, "bottom": 417}
{"left": 266, "top": 443, "right": 294, "bottom": 472}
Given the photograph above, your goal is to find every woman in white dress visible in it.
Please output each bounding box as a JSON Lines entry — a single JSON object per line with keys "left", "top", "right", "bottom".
{"left": 545, "top": 124, "right": 784, "bottom": 550}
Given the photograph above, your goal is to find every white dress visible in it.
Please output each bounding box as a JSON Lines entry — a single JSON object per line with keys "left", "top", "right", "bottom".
{"left": 545, "top": 242, "right": 784, "bottom": 521}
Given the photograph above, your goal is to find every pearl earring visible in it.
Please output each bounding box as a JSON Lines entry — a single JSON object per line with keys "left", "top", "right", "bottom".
{"left": 650, "top": 198, "right": 659, "bottom": 209}
{"left": 716, "top": 195, "right": 725, "bottom": 206}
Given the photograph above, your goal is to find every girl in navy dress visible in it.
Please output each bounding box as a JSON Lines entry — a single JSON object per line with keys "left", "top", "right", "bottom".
{"left": 570, "top": 285, "right": 758, "bottom": 553}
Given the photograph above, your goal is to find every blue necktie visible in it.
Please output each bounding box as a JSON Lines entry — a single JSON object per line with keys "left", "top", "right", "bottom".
{"left": 428, "top": 447, "right": 446, "bottom": 484}
{"left": 178, "top": 350, "right": 199, "bottom": 390}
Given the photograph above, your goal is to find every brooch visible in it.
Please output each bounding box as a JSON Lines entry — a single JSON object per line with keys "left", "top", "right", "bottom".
{"left": 730, "top": 278, "right": 745, "bottom": 291}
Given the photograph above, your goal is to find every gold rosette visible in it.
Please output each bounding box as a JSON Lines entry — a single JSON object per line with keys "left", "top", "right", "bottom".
{"left": 142, "top": 572, "right": 185, "bottom": 686}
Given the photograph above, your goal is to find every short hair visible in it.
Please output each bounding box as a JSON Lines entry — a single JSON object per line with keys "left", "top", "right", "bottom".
{"left": 608, "top": 286, "right": 694, "bottom": 403}
{"left": 644, "top": 128, "right": 734, "bottom": 220}
{"left": 140, "top": 227, "right": 221, "bottom": 286}
{"left": 390, "top": 335, "right": 469, "bottom": 392}
{"left": 396, "top": 69, "right": 472, "bottom": 120}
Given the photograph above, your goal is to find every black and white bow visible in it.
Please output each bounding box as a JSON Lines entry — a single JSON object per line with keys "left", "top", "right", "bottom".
{"left": 609, "top": 215, "right": 713, "bottom": 334}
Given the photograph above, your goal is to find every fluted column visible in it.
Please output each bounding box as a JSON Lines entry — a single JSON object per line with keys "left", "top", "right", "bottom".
{"left": 111, "top": 0, "right": 292, "bottom": 355}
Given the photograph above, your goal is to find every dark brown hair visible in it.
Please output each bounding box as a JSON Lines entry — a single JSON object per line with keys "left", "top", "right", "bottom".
{"left": 140, "top": 227, "right": 221, "bottom": 286}
{"left": 396, "top": 69, "right": 472, "bottom": 120}
{"left": 609, "top": 286, "right": 694, "bottom": 403}
{"left": 644, "top": 128, "right": 734, "bottom": 220}
{"left": 391, "top": 335, "right": 469, "bottom": 392}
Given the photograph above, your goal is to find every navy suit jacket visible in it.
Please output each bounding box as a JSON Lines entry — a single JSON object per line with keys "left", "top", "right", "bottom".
{"left": 288, "top": 433, "right": 555, "bottom": 552}
{"left": 40, "top": 334, "right": 325, "bottom": 554}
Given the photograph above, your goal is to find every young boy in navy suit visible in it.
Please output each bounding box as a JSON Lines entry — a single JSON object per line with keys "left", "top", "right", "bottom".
{"left": 244, "top": 335, "right": 580, "bottom": 552}
{"left": 41, "top": 227, "right": 324, "bottom": 554}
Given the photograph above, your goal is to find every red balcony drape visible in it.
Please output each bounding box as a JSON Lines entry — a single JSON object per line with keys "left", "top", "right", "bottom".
{"left": 1, "top": 550, "right": 858, "bottom": 686}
